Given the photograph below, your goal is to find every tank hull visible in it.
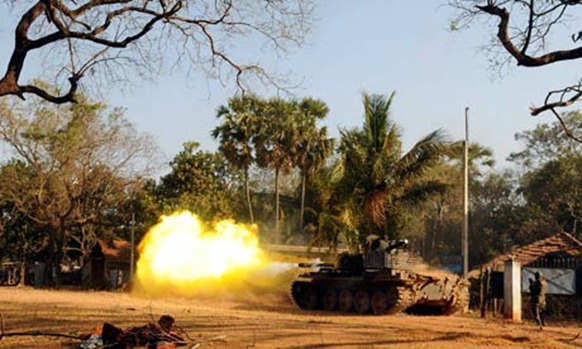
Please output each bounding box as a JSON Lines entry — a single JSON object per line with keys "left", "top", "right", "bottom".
{"left": 290, "top": 268, "right": 469, "bottom": 315}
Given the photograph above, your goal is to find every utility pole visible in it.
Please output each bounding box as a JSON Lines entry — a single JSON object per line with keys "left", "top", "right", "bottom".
{"left": 462, "top": 107, "right": 469, "bottom": 277}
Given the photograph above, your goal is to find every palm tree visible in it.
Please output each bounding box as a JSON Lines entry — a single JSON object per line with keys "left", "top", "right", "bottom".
{"left": 294, "top": 98, "right": 334, "bottom": 230}
{"left": 449, "top": 141, "right": 495, "bottom": 178}
{"left": 253, "top": 98, "right": 297, "bottom": 243}
{"left": 212, "top": 95, "right": 263, "bottom": 223}
{"left": 334, "top": 92, "right": 449, "bottom": 245}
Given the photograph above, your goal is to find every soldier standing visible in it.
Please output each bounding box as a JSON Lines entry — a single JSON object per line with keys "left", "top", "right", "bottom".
{"left": 529, "top": 271, "right": 547, "bottom": 330}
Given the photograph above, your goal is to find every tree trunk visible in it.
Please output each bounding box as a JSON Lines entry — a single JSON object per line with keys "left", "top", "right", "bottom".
{"left": 46, "top": 224, "right": 65, "bottom": 287}
{"left": 53, "top": 248, "right": 64, "bottom": 286}
{"left": 275, "top": 167, "right": 280, "bottom": 244}
{"left": 245, "top": 169, "right": 254, "bottom": 223}
{"left": 18, "top": 261, "right": 26, "bottom": 287}
{"left": 429, "top": 204, "right": 443, "bottom": 261}
{"left": 300, "top": 173, "right": 306, "bottom": 230}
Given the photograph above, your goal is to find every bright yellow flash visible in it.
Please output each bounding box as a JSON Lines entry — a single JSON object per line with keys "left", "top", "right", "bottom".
{"left": 134, "top": 211, "right": 268, "bottom": 296}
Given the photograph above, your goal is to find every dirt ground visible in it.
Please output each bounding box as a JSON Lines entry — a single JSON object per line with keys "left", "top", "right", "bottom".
{"left": 0, "top": 287, "right": 581, "bottom": 349}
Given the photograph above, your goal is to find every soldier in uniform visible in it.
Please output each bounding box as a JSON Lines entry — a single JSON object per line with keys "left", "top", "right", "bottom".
{"left": 529, "top": 271, "right": 547, "bottom": 330}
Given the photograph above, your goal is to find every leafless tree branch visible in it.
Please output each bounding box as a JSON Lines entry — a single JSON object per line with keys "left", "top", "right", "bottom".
{"left": 450, "top": 0, "right": 582, "bottom": 140}
{"left": 0, "top": 0, "right": 314, "bottom": 105}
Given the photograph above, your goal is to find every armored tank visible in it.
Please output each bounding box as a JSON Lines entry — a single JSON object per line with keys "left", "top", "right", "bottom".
{"left": 290, "top": 237, "right": 469, "bottom": 315}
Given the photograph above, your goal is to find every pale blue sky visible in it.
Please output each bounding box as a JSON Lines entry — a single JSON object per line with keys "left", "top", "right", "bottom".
{"left": 1, "top": 2, "right": 577, "bottom": 174}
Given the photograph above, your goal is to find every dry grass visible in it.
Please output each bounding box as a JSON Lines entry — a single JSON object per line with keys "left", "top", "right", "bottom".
{"left": 0, "top": 286, "right": 580, "bottom": 348}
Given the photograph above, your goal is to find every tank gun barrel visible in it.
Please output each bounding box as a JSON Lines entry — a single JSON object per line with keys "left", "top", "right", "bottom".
{"left": 297, "top": 262, "right": 335, "bottom": 269}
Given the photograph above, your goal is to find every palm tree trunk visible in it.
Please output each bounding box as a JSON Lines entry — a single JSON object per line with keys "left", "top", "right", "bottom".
{"left": 245, "top": 169, "right": 254, "bottom": 223}
{"left": 429, "top": 204, "right": 443, "bottom": 261}
{"left": 275, "top": 167, "right": 280, "bottom": 244}
{"left": 300, "top": 173, "right": 306, "bottom": 230}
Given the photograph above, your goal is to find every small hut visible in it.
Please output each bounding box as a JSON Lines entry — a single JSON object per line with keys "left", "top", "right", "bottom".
{"left": 83, "top": 239, "right": 133, "bottom": 289}
{"left": 472, "top": 232, "right": 582, "bottom": 320}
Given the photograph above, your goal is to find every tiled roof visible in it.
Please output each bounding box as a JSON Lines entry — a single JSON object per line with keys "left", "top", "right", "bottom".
{"left": 97, "top": 239, "right": 133, "bottom": 264}
{"left": 469, "top": 232, "right": 582, "bottom": 277}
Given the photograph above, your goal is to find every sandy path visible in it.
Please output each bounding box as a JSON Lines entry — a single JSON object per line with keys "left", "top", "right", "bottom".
{"left": 0, "top": 287, "right": 580, "bottom": 348}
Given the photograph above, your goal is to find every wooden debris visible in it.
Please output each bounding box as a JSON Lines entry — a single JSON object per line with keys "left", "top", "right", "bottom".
{"left": 0, "top": 313, "right": 226, "bottom": 348}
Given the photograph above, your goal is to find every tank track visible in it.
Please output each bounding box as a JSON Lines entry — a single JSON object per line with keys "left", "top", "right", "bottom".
{"left": 290, "top": 281, "right": 311, "bottom": 310}
{"left": 289, "top": 280, "right": 417, "bottom": 315}
{"left": 385, "top": 286, "right": 416, "bottom": 315}
{"left": 406, "top": 280, "right": 470, "bottom": 315}
{"left": 441, "top": 283, "right": 470, "bottom": 315}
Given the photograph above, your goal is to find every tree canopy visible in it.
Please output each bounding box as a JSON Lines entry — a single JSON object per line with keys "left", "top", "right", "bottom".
{"left": 328, "top": 92, "right": 449, "bottom": 249}
{"left": 155, "top": 141, "right": 242, "bottom": 221}
{"left": 5, "top": 87, "right": 582, "bottom": 280}
{"left": 508, "top": 111, "right": 582, "bottom": 237}
{"left": 0, "top": 93, "right": 158, "bottom": 284}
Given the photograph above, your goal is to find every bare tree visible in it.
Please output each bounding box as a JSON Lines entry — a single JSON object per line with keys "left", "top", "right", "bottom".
{"left": 0, "top": 0, "right": 315, "bottom": 104}
{"left": 450, "top": 0, "right": 582, "bottom": 140}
